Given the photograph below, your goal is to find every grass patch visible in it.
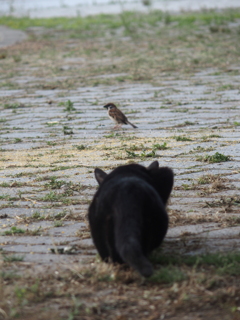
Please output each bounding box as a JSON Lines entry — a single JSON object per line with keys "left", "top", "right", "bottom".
{"left": 2, "top": 226, "right": 25, "bottom": 235}
{"left": 0, "top": 181, "right": 26, "bottom": 187}
{"left": 172, "top": 108, "right": 189, "bottom": 113}
{"left": 74, "top": 144, "right": 86, "bottom": 150}
{"left": 104, "top": 133, "right": 121, "bottom": 138}
{"left": 149, "top": 266, "right": 186, "bottom": 284}
{"left": 205, "top": 195, "right": 240, "bottom": 208}
{"left": 1, "top": 9, "right": 240, "bottom": 33}
{"left": 14, "top": 280, "right": 53, "bottom": 305}
{"left": 125, "top": 148, "right": 157, "bottom": 159}
{"left": 31, "top": 211, "right": 45, "bottom": 220}
{"left": 198, "top": 175, "right": 213, "bottom": 184}
{"left": 196, "top": 152, "right": 231, "bottom": 163}
{"left": 153, "top": 142, "right": 168, "bottom": 150}
{"left": 0, "top": 182, "right": 10, "bottom": 187}
{"left": 44, "top": 176, "right": 68, "bottom": 189}
{"left": 0, "top": 9, "right": 240, "bottom": 93}
{"left": 150, "top": 251, "right": 240, "bottom": 275}
{"left": 41, "top": 191, "right": 63, "bottom": 202}
{"left": 173, "top": 136, "right": 192, "bottom": 142}
{"left": 140, "top": 150, "right": 156, "bottom": 158}
{"left": 125, "top": 150, "right": 138, "bottom": 158}
{"left": 45, "top": 121, "right": 59, "bottom": 127}
{"left": 51, "top": 166, "right": 72, "bottom": 171}
{"left": 47, "top": 141, "right": 57, "bottom": 146}
{"left": 201, "top": 135, "right": 221, "bottom": 141}
{"left": 62, "top": 125, "right": 73, "bottom": 135}
{"left": 54, "top": 221, "right": 63, "bottom": 227}
{"left": 4, "top": 103, "right": 23, "bottom": 109}
{"left": 184, "top": 121, "right": 195, "bottom": 125}
{"left": 0, "top": 271, "right": 21, "bottom": 280}
{"left": 63, "top": 100, "right": 76, "bottom": 112}
{"left": 3, "top": 254, "right": 24, "bottom": 262}
{"left": 190, "top": 146, "right": 215, "bottom": 153}
{"left": 197, "top": 174, "right": 222, "bottom": 185}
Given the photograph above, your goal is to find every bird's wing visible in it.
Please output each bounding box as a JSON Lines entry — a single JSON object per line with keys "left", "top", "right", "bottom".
{"left": 109, "top": 108, "right": 128, "bottom": 124}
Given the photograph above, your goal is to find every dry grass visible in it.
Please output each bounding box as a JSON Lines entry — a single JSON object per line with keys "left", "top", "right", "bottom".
{"left": 1, "top": 255, "right": 240, "bottom": 320}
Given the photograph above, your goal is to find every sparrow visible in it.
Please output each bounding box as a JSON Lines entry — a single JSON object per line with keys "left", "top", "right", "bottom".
{"left": 103, "top": 103, "right": 137, "bottom": 129}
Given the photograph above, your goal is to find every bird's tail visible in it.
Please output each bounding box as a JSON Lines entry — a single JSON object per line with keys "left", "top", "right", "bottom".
{"left": 127, "top": 120, "right": 138, "bottom": 128}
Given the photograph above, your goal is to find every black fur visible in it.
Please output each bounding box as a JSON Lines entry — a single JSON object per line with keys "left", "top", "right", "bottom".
{"left": 88, "top": 161, "right": 174, "bottom": 277}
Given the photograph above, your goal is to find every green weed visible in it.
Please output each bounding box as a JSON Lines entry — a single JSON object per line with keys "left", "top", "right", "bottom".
{"left": 197, "top": 175, "right": 212, "bottom": 184}
{"left": 217, "top": 84, "right": 236, "bottom": 91}
{"left": 63, "top": 125, "right": 73, "bottom": 135}
{"left": 3, "top": 103, "right": 20, "bottom": 109}
{"left": 149, "top": 266, "right": 186, "bottom": 284}
{"left": 14, "top": 280, "right": 49, "bottom": 305}
{"left": 53, "top": 210, "right": 68, "bottom": 220}
{"left": 0, "top": 271, "right": 21, "bottom": 280}
{"left": 184, "top": 121, "right": 195, "bottom": 125}
{"left": 0, "top": 9, "right": 239, "bottom": 39}
{"left": 54, "top": 221, "right": 63, "bottom": 227}
{"left": 74, "top": 144, "right": 86, "bottom": 150}
{"left": 208, "top": 134, "right": 221, "bottom": 138}
{"left": 153, "top": 142, "right": 168, "bottom": 150}
{"left": 172, "top": 108, "right": 189, "bottom": 113}
{"left": 173, "top": 136, "right": 192, "bottom": 142}
{"left": 51, "top": 166, "right": 72, "bottom": 171}
{"left": 64, "top": 100, "right": 76, "bottom": 112}
{"left": 181, "top": 183, "right": 191, "bottom": 190}
{"left": 46, "top": 122, "right": 58, "bottom": 127}
{"left": 44, "top": 176, "right": 68, "bottom": 189}
{"left": 42, "top": 191, "right": 62, "bottom": 202}
{"left": 3, "top": 254, "right": 24, "bottom": 262}
{"left": 104, "top": 133, "right": 118, "bottom": 138}
{"left": 190, "top": 146, "right": 215, "bottom": 153}
{"left": 47, "top": 141, "right": 57, "bottom": 146}
{"left": 126, "top": 150, "right": 138, "bottom": 158}
{"left": 0, "top": 182, "right": 10, "bottom": 187}
{"left": 0, "top": 195, "right": 10, "bottom": 200}
{"left": 67, "top": 296, "right": 82, "bottom": 320}
{"left": 201, "top": 135, "right": 221, "bottom": 142}
{"left": 196, "top": 152, "right": 231, "bottom": 163}
{"left": 3, "top": 226, "right": 25, "bottom": 235}
{"left": 150, "top": 252, "right": 240, "bottom": 275}
{"left": 140, "top": 150, "right": 156, "bottom": 158}
{"left": 31, "top": 211, "right": 45, "bottom": 220}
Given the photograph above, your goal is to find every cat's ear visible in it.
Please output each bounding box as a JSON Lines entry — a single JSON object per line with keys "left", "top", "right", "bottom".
{"left": 150, "top": 167, "right": 174, "bottom": 205}
{"left": 147, "top": 161, "right": 159, "bottom": 170}
{"left": 94, "top": 168, "right": 107, "bottom": 185}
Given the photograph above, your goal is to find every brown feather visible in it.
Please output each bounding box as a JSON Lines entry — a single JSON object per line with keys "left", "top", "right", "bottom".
{"left": 104, "top": 103, "right": 137, "bottom": 128}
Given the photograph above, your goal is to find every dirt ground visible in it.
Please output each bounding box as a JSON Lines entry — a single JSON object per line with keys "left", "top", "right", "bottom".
{"left": 0, "top": 10, "right": 240, "bottom": 320}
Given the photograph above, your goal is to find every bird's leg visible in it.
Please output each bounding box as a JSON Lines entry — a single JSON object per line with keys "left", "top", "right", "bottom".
{"left": 113, "top": 124, "right": 122, "bottom": 130}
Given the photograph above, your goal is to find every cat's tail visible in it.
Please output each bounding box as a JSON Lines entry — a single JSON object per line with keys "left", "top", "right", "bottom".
{"left": 114, "top": 203, "right": 153, "bottom": 277}
{"left": 116, "top": 234, "right": 153, "bottom": 277}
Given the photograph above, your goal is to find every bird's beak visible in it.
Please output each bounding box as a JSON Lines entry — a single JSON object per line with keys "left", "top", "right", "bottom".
{"left": 103, "top": 105, "right": 108, "bottom": 109}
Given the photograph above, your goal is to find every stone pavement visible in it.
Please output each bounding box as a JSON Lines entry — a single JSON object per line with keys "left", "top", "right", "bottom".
{"left": 0, "top": 25, "right": 27, "bottom": 48}
{"left": 0, "top": 67, "right": 239, "bottom": 269}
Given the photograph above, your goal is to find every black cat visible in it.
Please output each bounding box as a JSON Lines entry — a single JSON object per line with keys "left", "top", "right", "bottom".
{"left": 88, "top": 161, "right": 174, "bottom": 277}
